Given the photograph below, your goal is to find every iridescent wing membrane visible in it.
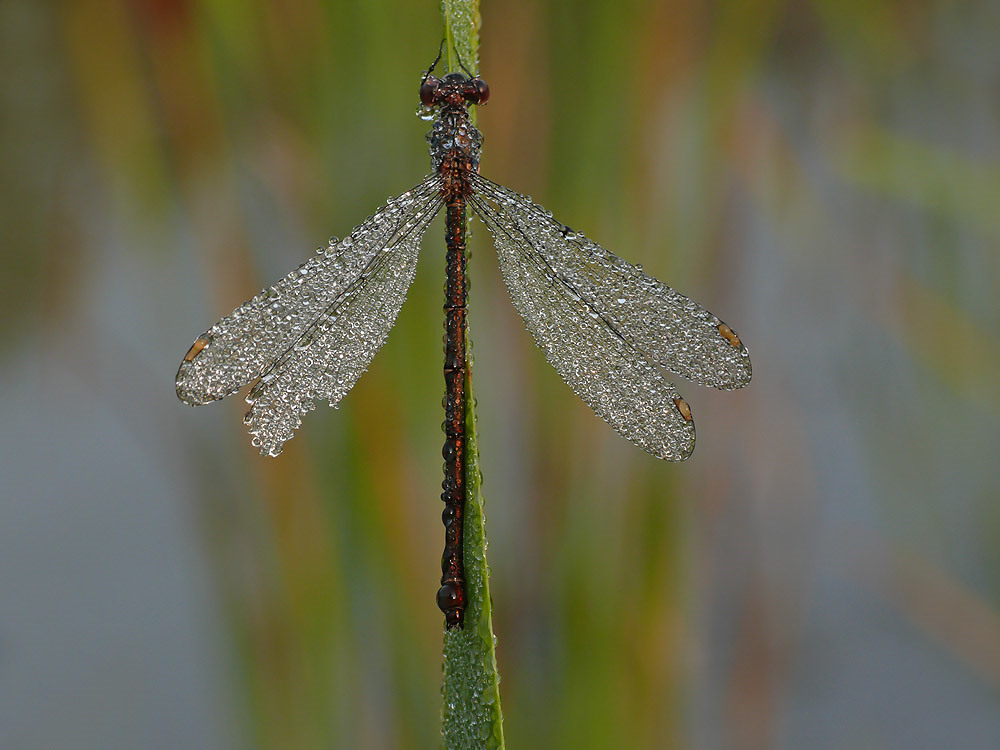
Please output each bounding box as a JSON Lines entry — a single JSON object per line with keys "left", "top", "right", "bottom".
{"left": 468, "top": 173, "right": 751, "bottom": 460}
{"left": 177, "top": 177, "right": 443, "bottom": 455}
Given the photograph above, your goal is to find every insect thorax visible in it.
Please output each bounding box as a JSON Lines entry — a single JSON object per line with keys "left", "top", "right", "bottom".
{"left": 427, "top": 108, "right": 483, "bottom": 174}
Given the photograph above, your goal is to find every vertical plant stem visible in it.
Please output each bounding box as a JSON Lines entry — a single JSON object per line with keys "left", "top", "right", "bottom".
{"left": 439, "top": 2, "right": 505, "bottom": 748}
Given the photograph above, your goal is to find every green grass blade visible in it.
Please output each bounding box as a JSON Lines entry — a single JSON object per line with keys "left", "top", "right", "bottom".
{"left": 439, "top": 1, "right": 504, "bottom": 748}
{"left": 442, "top": 0, "right": 481, "bottom": 75}
{"left": 441, "top": 376, "right": 505, "bottom": 749}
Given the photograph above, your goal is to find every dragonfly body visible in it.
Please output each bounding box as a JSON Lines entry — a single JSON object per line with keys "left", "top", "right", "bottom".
{"left": 176, "top": 62, "right": 751, "bottom": 631}
{"left": 423, "top": 71, "right": 488, "bottom": 628}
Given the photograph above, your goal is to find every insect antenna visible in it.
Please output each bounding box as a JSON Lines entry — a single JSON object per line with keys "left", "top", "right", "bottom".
{"left": 452, "top": 46, "right": 476, "bottom": 78}
{"left": 424, "top": 39, "right": 445, "bottom": 81}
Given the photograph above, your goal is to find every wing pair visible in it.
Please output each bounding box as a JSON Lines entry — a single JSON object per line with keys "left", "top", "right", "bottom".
{"left": 176, "top": 173, "right": 751, "bottom": 458}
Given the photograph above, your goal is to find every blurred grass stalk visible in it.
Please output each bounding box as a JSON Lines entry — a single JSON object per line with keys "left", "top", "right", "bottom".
{"left": 439, "top": 2, "right": 506, "bottom": 749}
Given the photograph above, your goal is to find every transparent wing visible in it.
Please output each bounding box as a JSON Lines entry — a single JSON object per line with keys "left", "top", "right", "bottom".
{"left": 177, "top": 176, "right": 442, "bottom": 455}
{"left": 470, "top": 173, "right": 751, "bottom": 390}
{"left": 470, "top": 175, "right": 749, "bottom": 460}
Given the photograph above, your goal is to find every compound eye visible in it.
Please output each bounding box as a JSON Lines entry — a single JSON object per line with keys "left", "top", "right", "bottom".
{"left": 420, "top": 77, "right": 441, "bottom": 106}
{"left": 466, "top": 77, "right": 490, "bottom": 105}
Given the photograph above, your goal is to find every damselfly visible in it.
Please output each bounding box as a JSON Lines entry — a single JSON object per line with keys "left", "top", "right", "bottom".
{"left": 176, "top": 56, "right": 752, "bottom": 629}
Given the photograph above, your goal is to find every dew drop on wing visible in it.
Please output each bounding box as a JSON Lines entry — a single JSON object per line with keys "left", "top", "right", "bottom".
{"left": 467, "top": 190, "right": 695, "bottom": 460}
{"left": 175, "top": 176, "right": 444, "bottom": 453}
{"left": 468, "top": 172, "right": 751, "bottom": 394}
{"left": 467, "top": 173, "right": 754, "bottom": 458}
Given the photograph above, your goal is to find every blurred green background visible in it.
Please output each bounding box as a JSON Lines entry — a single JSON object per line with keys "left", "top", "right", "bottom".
{"left": 2, "top": 0, "right": 999, "bottom": 748}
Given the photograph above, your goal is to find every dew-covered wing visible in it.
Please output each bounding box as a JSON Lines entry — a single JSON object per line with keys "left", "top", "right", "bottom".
{"left": 177, "top": 177, "right": 442, "bottom": 454}
{"left": 244, "top": 198, "right": 440, "bottom": 456}
{"left": 470, "top": 187, "right": 697, "bottom": 461}
{"left": 470, "top": 174, "right": 751, "bottom": 391}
